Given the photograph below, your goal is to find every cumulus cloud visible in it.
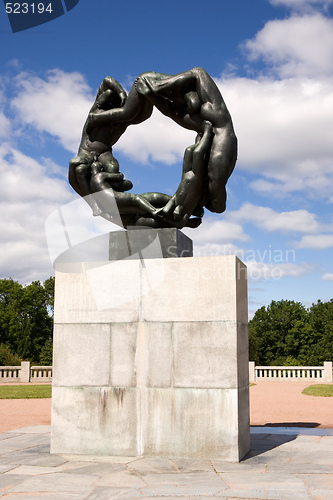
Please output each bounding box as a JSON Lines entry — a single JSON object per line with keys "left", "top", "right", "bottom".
{"left": 0, "top": 112, "right": 11, "bottom": 138}
{"left": 295, "top": 234, "right": 333, "bottom": 248}
{"left": 243, "top": 14, "right": 333, "bottom": 78}
{"left": 270, "top": 0, "right": 333, "bottom": 12}
{"left": 116, "top": 108, "right": 194, "bottom": 165}
{"left": 322, "top": 273, "right": 333, "bottom": 280}
{"left": 4, "top": 65, "right": 333, "bottom": 205}
{"left": 0, "top": 145, "right": 74, "bottom": 283}
{"left": 11, "top": 69, "right": 94, "bottom": 153}
{"left": 217, "top": 74, "right": 333, "bottom": 201}
{"left": 183, "top": 217, "right": 250, "bottom": 246}
{"left": 246, "top": 260, "right": 316, "bottom": 281}
{"left": 228, "top": 203, "right": 321, "bottom": 234}
{"left": 9, "top": 69, "right": 194, "bottom": 165}
{"left": 219, "top": 76, "right": 333, "bottom": 179}
{"left": 228, "top": 10, "right": 333, "bottom": 202}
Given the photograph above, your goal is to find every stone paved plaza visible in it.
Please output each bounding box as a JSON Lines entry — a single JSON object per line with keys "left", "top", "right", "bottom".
{"left": 0, "top": 425, "right": 332, "bottom": 499}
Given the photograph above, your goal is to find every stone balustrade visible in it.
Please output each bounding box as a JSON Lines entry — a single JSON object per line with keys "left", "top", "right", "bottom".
{"left": 0, "top": 361, "right": 52, "bottom": 383}
{"left": 249, "top": 361, "right": 333, "bottom": 383}
{"left": 1, "top": 361, "right": 332, "bottom": 384}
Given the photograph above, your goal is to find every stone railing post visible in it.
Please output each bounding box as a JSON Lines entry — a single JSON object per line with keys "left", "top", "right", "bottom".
{"left": 323, "top": 361, "right": 333, "bottom": 382}
{"left": 249, "top": 361, "right": 256, "bottom": 383}
{"left": 20, "top": 361, "right": 30, "bottom": 383}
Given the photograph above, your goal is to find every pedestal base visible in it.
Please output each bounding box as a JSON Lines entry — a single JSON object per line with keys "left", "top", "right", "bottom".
{"left": 51, "top": 254, "right": 250, "bottom": 461}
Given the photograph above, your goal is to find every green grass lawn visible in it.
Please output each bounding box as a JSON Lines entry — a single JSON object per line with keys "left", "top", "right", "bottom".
{"left": 0, "top": 385, "right": 52, "bottom": 399}
{"left": 302, "top": 384, "right": 333, "bottom": 397}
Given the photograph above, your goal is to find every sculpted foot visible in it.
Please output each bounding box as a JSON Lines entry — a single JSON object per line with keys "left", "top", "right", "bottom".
{"left": 135, "top": 76, "right": 152, "bottom": 95}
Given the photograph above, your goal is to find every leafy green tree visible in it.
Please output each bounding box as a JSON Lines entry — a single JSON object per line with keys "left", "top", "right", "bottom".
{"left": 249, "top": 300, "right": 315, "bottom": 365}
{"left": 307, "top": 300, "right": 333, "bottom": 364}
{"left": 39, "top": 338, "right": 53, "bottom": 366}
{"left": 0, "top": 277, "right": 54, "bottom": 364}
{"left": 0, "top": 345, "right": 21, "bottom": 366}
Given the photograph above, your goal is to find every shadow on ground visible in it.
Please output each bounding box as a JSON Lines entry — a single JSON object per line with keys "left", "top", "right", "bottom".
{"left": 243, "top": 432, "right": 297, "bottom": 459}
{"left": 260, "top": 422, "right": 321, "bottom": 428}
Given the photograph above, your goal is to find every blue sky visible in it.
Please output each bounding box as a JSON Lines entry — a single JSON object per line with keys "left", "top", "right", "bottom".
{"left": 0, "top": 0, "right": 333, "bottom": 317}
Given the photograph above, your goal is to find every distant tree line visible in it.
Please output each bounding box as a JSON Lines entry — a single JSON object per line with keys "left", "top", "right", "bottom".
{"left": 249, "top": 299, "right": 333, "bottom": 366}
{"left": 0, "top": 277, "right": 54, "bottom": 366}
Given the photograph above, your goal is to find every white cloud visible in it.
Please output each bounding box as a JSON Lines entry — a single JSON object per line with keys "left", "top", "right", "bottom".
{"left": 8, "top": 69, "right": 194, "bottom": 166}
{"left": 0, "top": 145, "right": 74, "bottom": 283}
{"left": 322, "top": 273, "right": 333, "bottom": 280}
{"left": 116, "top": 108, "right": 194, "bottom": 165}
{"left": 11, "top": 69, "right": 93, "bottom": 153}
{"left": 0, "top": 112, "right": 11, "bottom": 138}
{"left": 219, "top": 75, "right": 333, "bottom": 199}
{"left": 246, "top": 260, "right": 316, "bottom": 281}
{"left": 5, "top": 66, "right": 333, "bottom": 204}
{"left": 295, "top": 234, "right": 333, "bottom": 248}
{"left": 229, "top": 203, "right": 321, "bottom": 234}
{"left": 243, "top": 14, "right": 333, "bottom": 78}
{"left": 183, "top": 217, "right": 250, "bottom": 246}
{"left": 270, "top": 0, "right": 333, "bottom": 12}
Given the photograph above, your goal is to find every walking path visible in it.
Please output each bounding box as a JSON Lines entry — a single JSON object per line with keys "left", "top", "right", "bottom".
{"left": 0, "top": 382, "right": 332, "bottom": 499}
{"left": 0, "top": 425, "right": 332, "bottom": 499}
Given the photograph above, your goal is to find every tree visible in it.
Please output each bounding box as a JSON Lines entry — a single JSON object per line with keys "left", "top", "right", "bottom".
{"left": 0, "top": 277, "right": 54, "bottom": 364}
{"left": 249, "top": 299, "right": 316, "bottom": 365}
{"left": 307, "top": 300, "right": 333, "bottom": 364}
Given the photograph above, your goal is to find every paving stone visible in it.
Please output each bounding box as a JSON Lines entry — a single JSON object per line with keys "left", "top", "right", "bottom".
{"left": 0, "top": 450, "right": 67, "bottom": 467}
{"left": 94, "top": 470, "right": 147, "bottom": 488}
{"left": 139, "top": 482, "right": 227, "bottom": 497}
{"left": 0, "top": 473, "right": 27, "bottom": 489}
{"left": 297, "top": 473, "right": 333, "bottom": 500}
{"left": 60, "top": 454, "right": 139, "bottom": 464}
{"left": 0, "top": 436, "right": 50, "bottom": 455}
{"left": 140, "top": 471, "right": 227, "bottom": 490}
{"left": 266, "top": 463, "right": 333, "bottom": 473}
{"left": 0, "top": 493, "right": 91, "bottom": 499}
{"left": 127, "top": 457, "right": 178, "bottom": 474}
{"left": 170, "top": 458, "right": 214, "bottom": 472}
{"left": 4, "top": 465, "right": 68, "bottom": 475}
{"left": 85, "top": 486, "right": 143, "bottom": 499}
{"left": 64, "top": 462, "right": 126, "bottom": 476}
{"left": 242, "top": 451, "right": 292, "bottom": 464}
{"left": 219, "top": 471, "right": 315, "bottom": 500}
{"left": 1, "top": 433, "right": 50, "bottom": 446}
{"left": 7, "top": 426, "right": 51, "bottom": 434}
{"left": 290, "top": 451, "right": 333, "bottom": 464}
{"left": 0, "top": 433, "right": 22, "bottom": 442}
{"left": 8, "top": 472, "right": 97, "bottom": 493}
{"left": 0, "top": 466, "right": 17, "bottom": 473}
{"left": 211, "top": 460, "right": 266, "bottom": 473}
{"left": 1, "top": 427, "right": 333, "bottom": 499}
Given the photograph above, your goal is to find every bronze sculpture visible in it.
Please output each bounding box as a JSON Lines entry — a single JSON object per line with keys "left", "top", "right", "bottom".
{"left": 69, "top": 68, "right": 237, "bottom": 229}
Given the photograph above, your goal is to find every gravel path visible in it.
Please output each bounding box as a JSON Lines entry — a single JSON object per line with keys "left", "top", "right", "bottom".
{"left": 250, "top": 380, "right": 333, "bottom": 427}
{"left": 0, "top": 381, "right": 332, "bottom": 432}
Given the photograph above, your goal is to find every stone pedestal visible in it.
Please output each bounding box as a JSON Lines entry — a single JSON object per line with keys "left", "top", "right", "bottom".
{"left": 51, "top": 251, "right": 250, "bottom": 461}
